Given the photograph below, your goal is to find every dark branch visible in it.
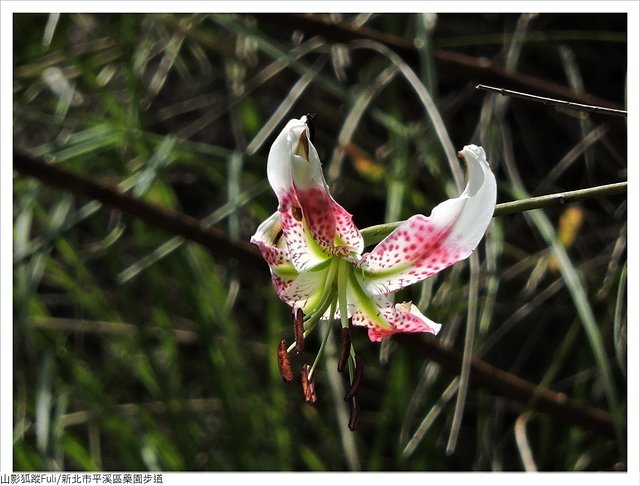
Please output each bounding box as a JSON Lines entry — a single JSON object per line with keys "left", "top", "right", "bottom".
{"left": 13, "top": 148, "right": 264, "bottom": 271}
{"left": 395, "top": 333, "right": 618, "bottom": 438}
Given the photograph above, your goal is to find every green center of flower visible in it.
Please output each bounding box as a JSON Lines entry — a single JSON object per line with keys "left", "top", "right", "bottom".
{"left": 278, "top": 257, "right": 392, "bottom": 429}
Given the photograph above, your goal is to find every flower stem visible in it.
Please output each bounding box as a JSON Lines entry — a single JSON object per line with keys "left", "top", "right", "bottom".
{"left": 337, "top": 259, "right": 351, "bottom": 330}
{"left": 360, "top": 181, "right": 626, "bottom": 246}
{"left": 286, "top": 288, "right": 336, "bottom": 354}
{"left": 286, "top": 258, "right": 340, "bottom": 353}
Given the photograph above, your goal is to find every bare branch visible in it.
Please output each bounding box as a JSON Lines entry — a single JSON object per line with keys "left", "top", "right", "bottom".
{"left": 13, "top": 148, "right": 264, "bottom": 271}
{"left": 395, "top": 334, "right": 617, "bottom": 438}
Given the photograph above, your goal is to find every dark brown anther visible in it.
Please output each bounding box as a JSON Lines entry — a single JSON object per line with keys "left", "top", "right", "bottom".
{"left": 294, "top": 308, "right": 305, "bottom": 354}
{"left": 344, "top": 355, "right": 364, "bottom": 402}
{"left": 348, "top": 398, "right": 360, "bottom": 431}
{"left": 337, "top": 327, "right": 351, "bottom": 373}
{"left": 301, "top": 364, "right": 318, "bottom": 404}
{"left": 291, "top": 206, "right": 303, "bottom": 222}
{"left": 277, "top": 340, "right": 293, "bottom": 383}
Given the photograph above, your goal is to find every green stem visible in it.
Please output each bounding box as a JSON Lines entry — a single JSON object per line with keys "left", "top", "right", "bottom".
{"left": 286, "top": 286, "right": 336, "bottom": 354}
{"left": 337, "top": 259, "right": 351, "bottom": 330}
{"left": 361, "top": 181, "right": 626, "bottom": 246}
{"left": 337, "top": 259, "right": 358, "bottom": 385}
{"left": 285, "top": 258, "right": 342, "bottom": 354}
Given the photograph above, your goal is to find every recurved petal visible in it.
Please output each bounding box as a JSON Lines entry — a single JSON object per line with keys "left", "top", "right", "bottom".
{"left": 266, "top": 118, "right": 303, "bottom": 201}
{"left": 351, "top": 294, "right": 442, "bottom": 343}
{"left": 267, "top": 115, "right": 327, "bottom": 205}
{"left": 358, "top": 144, "right": 496, "bottom": 295}
{"left": 250, "top": 211, "right": 300, "bottom": 298}
{"left": 250, "top": 211, "right": 288, "bottom": 266}
{"left": 350, "top": 292, "right": 392, "bottom": 339}
{"left": 400, "top": 302, "right": 442, "bottom": 336}
{"left": 268, "top": 116, "right": 363, "bottom": 266}
{"left": 251, "top": 211, "right": 332, "bottom": 309}
{"left": 278, "top": 259, "right": 332, "bottom": 312}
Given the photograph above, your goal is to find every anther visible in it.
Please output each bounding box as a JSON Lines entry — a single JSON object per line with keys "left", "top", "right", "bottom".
{"left": 348, "top": 398, "right": 360, "bottom": 431}
{"left": 291, "top": 206, "right": 303, "bottom": 222}
{"left": 294, "top": 308, "right": 305, "bottom": 354}
{"left": 301, "top": 364, "right": 318, "bottom": 403}
{"left": 337, "top": 327, "right": 351, "bottom": 373}
{"left": 277, "top": 340, "right": 293, "bottom": 383}
{"left": 344, "top": 355, "right": 363, "bottom": 402}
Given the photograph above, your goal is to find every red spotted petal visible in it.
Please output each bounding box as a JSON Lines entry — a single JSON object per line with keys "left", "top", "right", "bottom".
{"left": 296, "top": 187, "right": 363, "bottom": 259}
{"left": 358, "top": 145, "right": 496, "bottom": 294}
{"left": 267, "top": 116, "right": 363, "bottom": 269}
{"left": 250, "top": 211, "right": 299, "bottom": 297}
{"left": 351, "top": 295, "right": 441, "bottom": 343}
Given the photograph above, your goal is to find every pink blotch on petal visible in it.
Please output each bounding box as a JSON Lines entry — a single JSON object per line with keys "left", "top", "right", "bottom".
{"left": 359, "top": 214, "right": 473, "bottom": 294}
{"left": 296, "top": 187, "right": 363, "bottom": 257}
{"left": 354, "top": 301, "right": 442, "bottom": 343}
{"left": 271, "top": 274, "right": 295, "bottom": 301}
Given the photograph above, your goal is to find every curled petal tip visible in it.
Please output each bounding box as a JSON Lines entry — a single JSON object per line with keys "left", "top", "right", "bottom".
{"left": 358, "top": 145, "right": 496, "bottom": 295}
{"left": 457, "top": 144, "right": 486, "bottom": 160}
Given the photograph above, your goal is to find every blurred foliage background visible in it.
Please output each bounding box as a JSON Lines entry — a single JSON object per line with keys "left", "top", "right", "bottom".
{"left": 13, "top": 13, "right": 627, "bottom": 471}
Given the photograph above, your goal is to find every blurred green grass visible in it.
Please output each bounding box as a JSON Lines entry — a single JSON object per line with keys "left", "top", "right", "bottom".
{"left": 13, "top": 13, "right": 627, "bottom": 471}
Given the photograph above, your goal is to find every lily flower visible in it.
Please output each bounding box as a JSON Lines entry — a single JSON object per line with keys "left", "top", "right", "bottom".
{"left": 251, "top": 115, "right": 496, "bottom": 419}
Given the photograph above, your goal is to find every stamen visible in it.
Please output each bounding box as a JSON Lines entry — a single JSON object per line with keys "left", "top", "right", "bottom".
{"left": 294, "top": 308, "right": 305, "bottom": 354}
{"left": 337, "top": 327, "right": 351, "bottom": 373}
{"left": 301, "top": 364, "right": 318, "bottom": 403}
{"left": 277, "top": 340, "right": 293, "bottom": 383}
{"left": 348, "top": 398, "right": 360, "bottom": 431}
{"left": 344, "top": 355, "right": 364, "bottom": 402}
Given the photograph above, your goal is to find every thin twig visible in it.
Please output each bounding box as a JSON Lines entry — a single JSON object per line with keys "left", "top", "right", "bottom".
{"left": 476, "top": 84, "right": 627, "bottom": 118}
{"left": 495, "top": 181, "right": 626, "bottom": 214}
{"left": 361, "top": 181, "right": 627, "bottom": 246}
